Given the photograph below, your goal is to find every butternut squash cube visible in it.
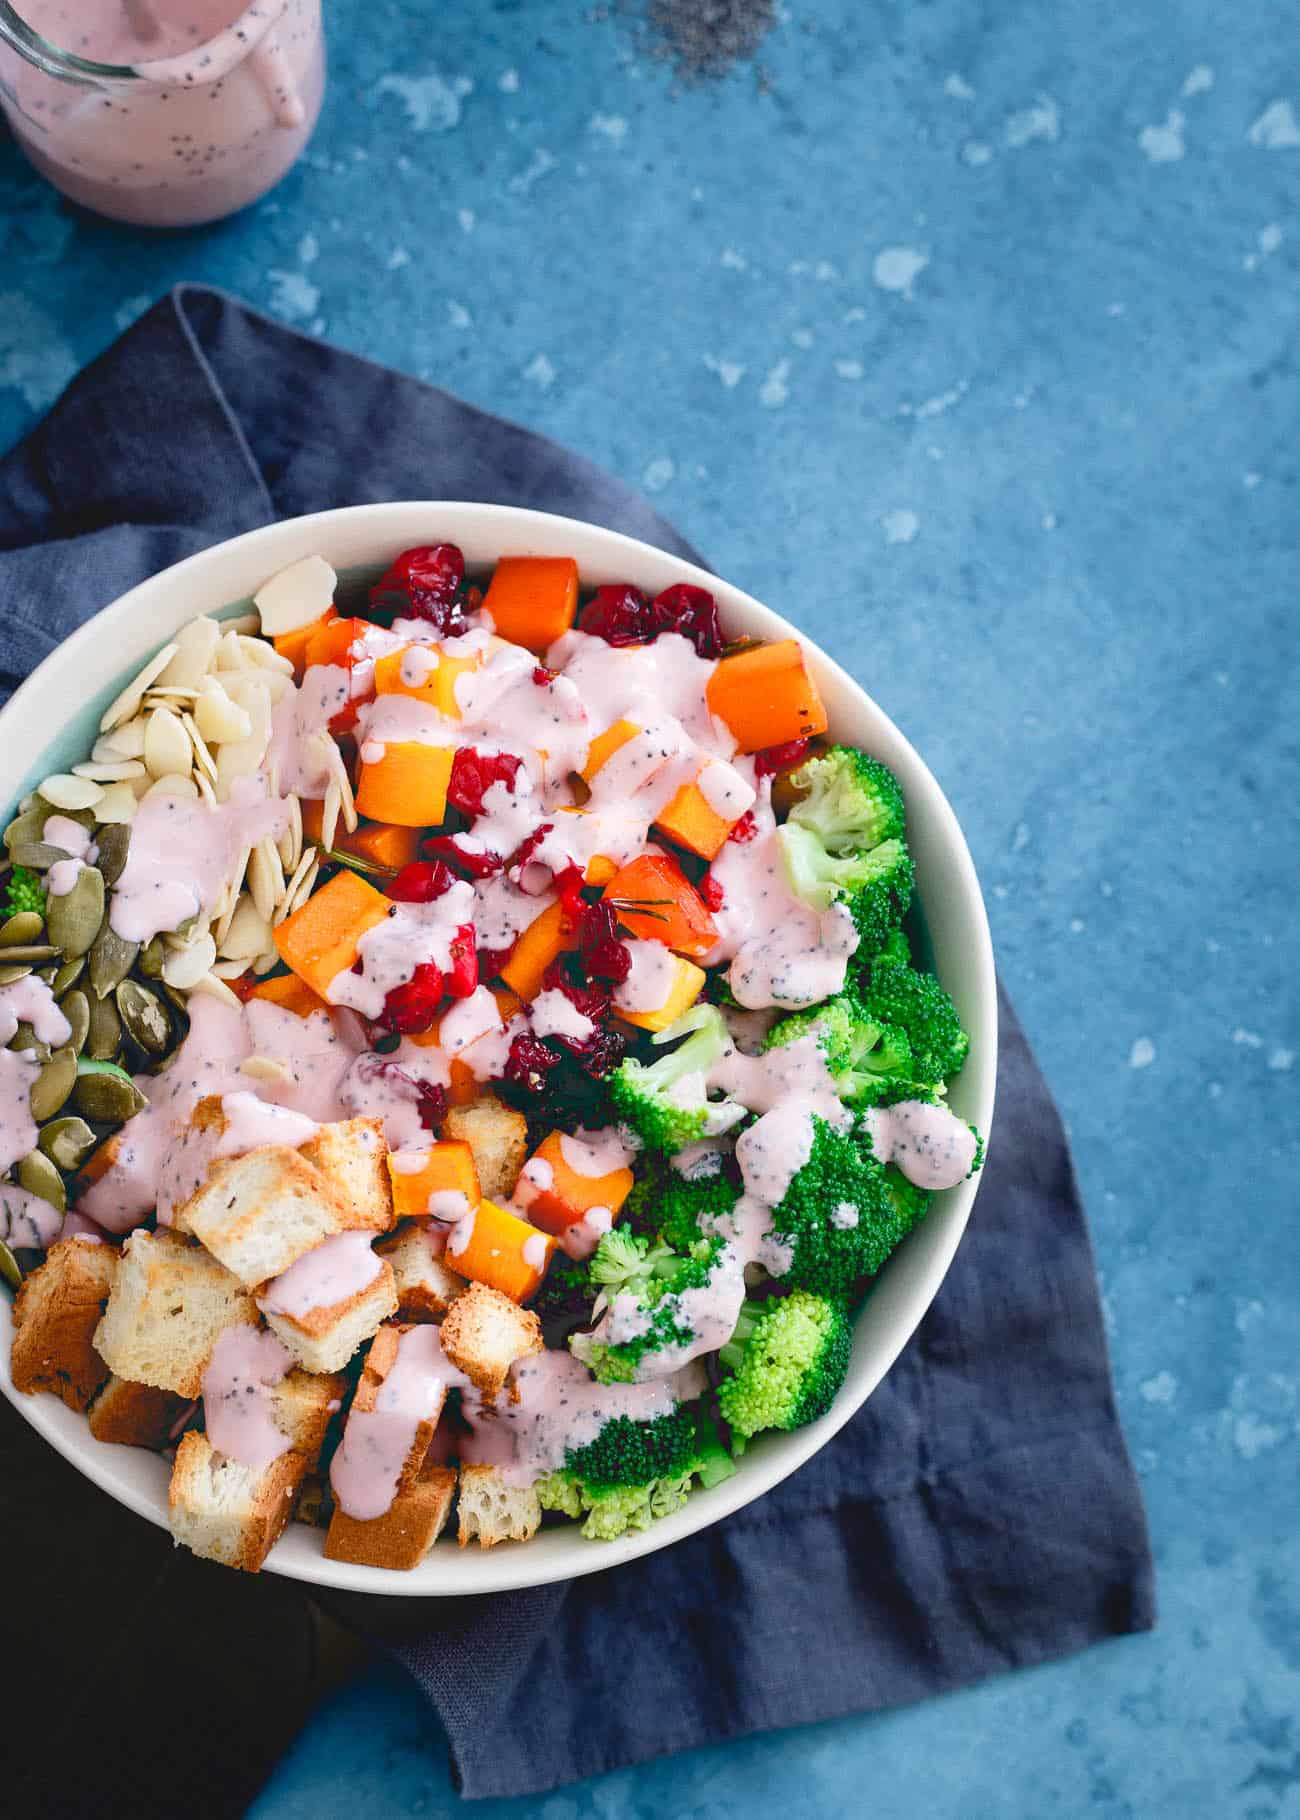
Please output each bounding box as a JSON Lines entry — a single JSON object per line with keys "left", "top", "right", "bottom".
{"left": 355, "top": 741, "right": 454, "bottom": 827}
{"left": 273, "top": 869, "right": 391, "bottom": 1001}
{"left": 445, "top": 1199, "right": 555, "bottom": 1303}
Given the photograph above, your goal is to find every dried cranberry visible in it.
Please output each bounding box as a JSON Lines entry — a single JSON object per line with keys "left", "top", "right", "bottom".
{"left": 386, "top": 860, "right": 456, "bottom": 903}
{"left": 728, "top": 810, "right": 758, "bottom": 843}
{"left": 754, "top": 737, "right": 812, "bottom": 778}
{"left": 447, "top": 748, "right": 523, "bottom": 818}
{"left": 369, "top": 543, "right": 467, "bottom": 636}
{"left": 700, "top": 873, "right": 726, "bottom": 912}
{"left": 650, "top": 584, "right": 723, "bottom": 659}
{"left": 416, "top": 1081, "right": 448, "bottom": 1132}
{"left": 477, "top": 943, "right": 515, "bottom": 980}
{"left": 554, "top": 862, "right": 587, "bottom": 926}
{"left": 579, "top": 583, "right": 653, "bottom": 646}
{"left": 506, "top": 823, "right": 552, "bottom": 878}
{"left": 578, "top": 1026, "right": 626, "bottom": 1078}
{"left": 423, "top": 833, "right": 504, "bottom": 880}
{"left": 532, "top": 665, "right": 556, "bottom": 686}
{"left": 504, "top": 1032, "right": 561, "bottom": 1094}
{"left": 445, "top": 925, "right": 479, "bottom": 999}
{"left": 379, "top": 962, "right": 444, "bottom": 1036}
{"left": 577, "top": 900, "right": 632, "bottom": 983}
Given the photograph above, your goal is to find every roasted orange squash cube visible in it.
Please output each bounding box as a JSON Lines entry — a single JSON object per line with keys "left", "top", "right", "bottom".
{"left": 654, "top": 778, "right": 735, "bottom": 861}
{"left": 355, "top": 741, "right": 454, "bottom": 827}
{"left": 247, "top": 971, "right": 328, "bottom": 1018}
{"left": 301, "top": 800, "right": 422, "bottom": 873}
{"left": 602, "top": 852, "right": 719, "bottom": 961}
{"left": 373, "top": 644, "right": 443, "bottom": 709}
{"left": 446, "top": 1199, "right": 555, "bottom": 1303}
{"left": 705, "top": 639, "right": 828, "bottom": 753}
{"left": 387, "top": 1139, "right": 480, "bottom": 1222}
{"left": 275, "top": 607, "right": 337, "bottom": 679}
{"left": 498, "top": 899, "right": 578, "bottom": 1000}
{"left": 616, "top": 952, "right": 707, "bottom": 1033}
{"left": 481, "top": 556, "right": 579, "bottom": 654}
{"left": 273, "top": 868, "right": 391, "bottom": 1001}
{"left": 580, "top": 718, "right": 640, "bottom": 783}
{"left": 513, "top": 1130, "right": 634, "bottom": 1240}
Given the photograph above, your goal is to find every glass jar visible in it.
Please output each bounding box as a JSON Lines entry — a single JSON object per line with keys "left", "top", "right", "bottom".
{"left": 0, "top": 1, "right": 325, "bottom": 227}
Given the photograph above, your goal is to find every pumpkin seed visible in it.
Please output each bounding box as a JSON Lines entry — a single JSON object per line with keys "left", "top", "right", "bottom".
{"left": 0, "top": 945, "right": 57, "bottom": 964}
{"left": 85, "top": 993, "right": 122, "bottom": 1060}
{"left": 30, "top": 1045, "right": 77, "bottom": 1121}
{"left": 160, "top": 982, "right": 192, "bottom": 1017}
{"left": 95, "top": 823, "right": 131, "bottom": 888}
{"left": 18, "top": 1147, "right": 66, "bottom": 1211}
{"left": 60, "top": 988, "right": 90, "bottom": 1055}
{"left": 9, "top": 841, "right": 73, "bottom": 870}
{"left": 0, "top": 1239, "right": 20, "bottom": 1291}
{"left": 116, "top": 979, "right": 171, "bottom": 1058}
{"left": 0, "top": 964, "right": 33, "bottom": 987}
{"left": 39, "top": 1114, "right": 97, "bottom": 1171}
{"left": 72, "top": 1068, "right": 148, "bottom": 1123}
{"left": 9, "top": 1021, "right": 47, "bottom": 1058}
{"left": 88, "top": 923, "right": 139, "bottom": 999}
{"left": 0, "top": 911, "right": 44, "bottom": 947}
{"left": 52, "top": 955, "right": 86, "bottom": 996}
{"left": 137, "top": 936, "right": 165, "bottom": 979}
{"left": 3, "top": 809, "right": 46, "bottom": 851}
{"left": 45, "top": 865, "right": 105, "bottom": 960}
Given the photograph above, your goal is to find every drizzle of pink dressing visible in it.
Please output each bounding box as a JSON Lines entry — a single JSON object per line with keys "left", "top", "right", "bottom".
{"left": 109, "top": 776, "right": 287, "bottom": 943}
{"left": 201, "top": 1327, "right": 293, "bottom": 1469}
{"left": 459, "top": 1348, "right": 677, "bottom": 1486}
{"left": 258, "top": 1230, "right": 382, "bottom": 1320}
{"left": 329, "top": 1324, "right": 468, "bottom": 1520}
{"left": 326, "top": 880, "right": 476, "bottom": 1020}
{"left": 864, "top": 1099, "right": 977, "bottom": 1191}
{"left": 613, "top": 939, "right": 679, "bottom": 1014}
{"left": 0, "top": 1180, "right": 64, "bottom": 1248}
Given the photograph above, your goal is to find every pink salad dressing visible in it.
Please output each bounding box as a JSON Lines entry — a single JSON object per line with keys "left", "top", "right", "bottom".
{"left": 201, "top": 1326, "right": 293, "bottom": 1469}
{"left": 2, "top": 1, "right": 325, "bottom": 228}
{"left": 0, "top": 1180, "right": 65, "bottom": 1248}
{"left": 42, "top": 814, "right": 95, "bottom": 860}
{"left": 460, "top": 1349, "right": 677, "bottom": 1486}
{"left": 329, "top": 1324, "right": 467, "bottom": 1520}
{"left": 155, "top": 1089, "right": 319, "bottom": 1224}
{"left": 864, "top": 1100, "right": 978, "bottom": 1191}
{"left": 613, "top": 939, "right": 680, "bottom": 1015}
{"left": 109, "top": 777, "right": 287, "bottom": 944}
{"left": 258, "top": 1230, "right": 382, "bottom": 1320}
{"left": 325, "top": 879, "right": 475, "bottom": 1020}
{"left": 267, "top": 664, "right": 349, "bottom": 798}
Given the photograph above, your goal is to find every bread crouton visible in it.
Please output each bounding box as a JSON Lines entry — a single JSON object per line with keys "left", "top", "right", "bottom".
{"left": 88, "top": 1373, "right": 189, "bottom": 1449}
{"left": 93, "top": 1228, "right": 257, "bottom": 1397}
{"left": 258, "top": 1234, "right": 398, "bottom": 1373}
{"left": 179, "top": 1146, "right": 363, "bottom": 1287}
{"left": 294, "top": 1474, "right": 329, "bottom": 1529}
{"left": 168, "top": 1429, "right": 306, "bottom": 1572}
{"left": 456, "top": 1463, "right": 542, "bottom": 1547}
{"left": 11, "top": 1237, "right": 118, "bottom": 1412}
{"left": 299, "top": 1118, "right": 393, "bottom": 1230}
{"left": 442, "top": 1094, "right": 527, "bottom": 1202}
{"left": 439, "top": 1282, "right": 542, "bottom": 1400}
{"left": 328, "top": 1325, "right": 447, "bottom": 1518}
{"left": 324, "top": 1463, "right": 457, "bottom": 1570}
{"left": 269, "top": 1366, "right": 347, "bottom": 1468}
{"left": 375, "top": 1221, "right": 465, "bottom": 1321}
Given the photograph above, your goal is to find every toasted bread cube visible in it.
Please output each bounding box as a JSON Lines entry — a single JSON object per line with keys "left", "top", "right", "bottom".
{"left": 375, "top": 1221, "right": 465, "bottom": 1320}
{"left": 270, "top": 1366, "right": 348, "bottom": 1469}
{"left": 324, "top": 1463, "right": 457, "bottom": 1570}
{"left": 11, "top": 1237, "right": 118, "bottom": 1412}
{"left": 180, "top": 1146, "right": 362, "bottom": 1287}
{"left": 93, "top": 1230, "right": 256, "bottom": 1398}
{"left": 294, "top": 1474, "right": 329, "bottom": 1529}
{"left": 442, "top": 1093, "right": 528, "bottom": 1202}
{"left": 299, "top": 1117, "right": 393, "bottom": 1231}
{"left": 328, "top": 1325, "right": 447, "bottom": 1518}
{"left": 456, "top": 1463, "right": 542, "bottom": 1548}
{"left": 439, "top": 1282, "right": 542, "bottom": 1400}
{"left": 260, "top": 1253, "right": 398, "bottom": 1375}
{"left": 168, "top": 1429, "right": 307, "bottom": 1572}
{"left": 88, "top": 1373, "right": 189, "bottom": 1449}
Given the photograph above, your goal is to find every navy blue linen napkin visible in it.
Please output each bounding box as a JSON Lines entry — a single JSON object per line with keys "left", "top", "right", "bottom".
{"left": 0, "top": 286, "right": 1154, "bottom": 1803}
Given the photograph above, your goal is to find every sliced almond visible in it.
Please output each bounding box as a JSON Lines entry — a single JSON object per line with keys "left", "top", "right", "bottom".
{"left": 38, "top": 774, "right": 105, "bottom": 812}
{"left": 273, "top": 847, "right": 318, "bottom": 926}
{"left": 320, "top": 779, "right": 341, "bottom": 855}
{"left": 276, "top": 793, "right": 303, "bottom": 874}
{"left": 219, "top": 894, "right": 273, "bottom": 962}
{"left": 143, "top": 773, "right": 199, "bottom": 803}
{"left": 143, "top": 706, "right": 193, "bottom": 779}
{"left": 253, "top": 554, "right": 337, "bottom": 637}
{"left": 215, "top": 629, "right": 248, "bottom": 672}
{"left": 212, "top": 957, "right": 254, "bottom": 981}
{"left": 162, "top": 932, "right": 217, "bottom": 989}
{"left": 222, "top": 612, "right": 262, "bottom": 637}
{"left": 241, "top": 1055, "right": 293, "bottom": 1083}
{"left": 180, "top": 711, "right": 218, "bottom": 783}
{"left": 188, "top": 971, "right": 243, "bottom": 1010}
{"left": 193, "top": 681, "right": 253, "bottom": 746}
{"left": 94, "top": 782, "right": 140, "bottom": 824}
{"left": 238, "top": 635, "right": 296, "bottom": 676}
{"left": 99, "top": 643, "right": 178, "bottom": 733}
{"left": 156, "top": 615, "right": 221, "bottom": 691}
{"left": 71, "top": 759, "right": 147, "bottom": 782}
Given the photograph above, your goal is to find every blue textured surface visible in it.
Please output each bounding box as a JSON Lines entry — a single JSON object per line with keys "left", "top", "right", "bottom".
{"left": 3, "top": 1, "right": 1298, "bottom": 1814}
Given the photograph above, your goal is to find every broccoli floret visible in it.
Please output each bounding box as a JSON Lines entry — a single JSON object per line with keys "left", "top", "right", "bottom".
{"left": 778, "top": 824, "right": 915, "bottom": 950}
{"left": 766, "top": 1116, "right": 931, "bottom": 1298}
{"left": 536, "top": 1406, "right": 736, "bottom": 1540}
{"left": 787, "top": 745, "right": 906, "bottom": 853}
{"left": 765, "top": 992, "right": 920, "bottom": 1107}
{"left": 624, "top": 1149, "right": 742, "bottom": 1251}
{"left": 3, "top": 866, "right": 45, "bottom": 920}
{"left": 571, "top": 1229, "right": 742, "bottom": 1384}
{"left": 608, "top": 1004, "right": 743, "bottom": 1154}
{"left": 874, "top": 925, "right": 912, "bottom": 968}
{"left": 717, "top": 1291, "right": 852, "bottom": 1449}
{"left": 856, "top": 956, "right": 970, "bottom": 1085}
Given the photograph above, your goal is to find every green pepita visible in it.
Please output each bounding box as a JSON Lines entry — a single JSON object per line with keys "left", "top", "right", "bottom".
{"left": 45, "top": 866, "right": 105, "bottom": 960}
{"left": 84, "top": 992, "right": 122, "bottom": 1061}
{"left": 4, "top": 810, "right": 47, "bottom": 852}
{"left": 29, "top": 1045, "right": 77, "bottom": 1122}
{"left": 0, "top": 945, "right": 58, "bottom": 964}
{"left": 18, "top": 1147, "right": 66, "bottom": 1212}
{"left": 137, "top": 936, "right": 165, "bottom": 979}
{"left": 36, "top": 964, "right": 59, "bottom": 986}
{"left": 88, "top": 922, "right": 139, "bottom": 1000}
{"left": 38, "top": 1114, "right": 97, "bottom": 1172}
{"left": 0, "top": 1239, "right": 20, "bottom": 1292}
{"left": 52, "top": 955, "right": 86, "bottom": 996}
{"left": 0, "top": 964, "right": 33, "bottom": 987}
{"left": 94, "top": 822, "right": 131, "bottom": 888}
{"left": 0, "top": 911, "right": 44, "bottom": 947}
{"left": 116, "top": 978, "right": 172, "bottom": 1058}
{"left": 72, "top": 1068, "right": 148, "bottom": 1124}
{"left": 60, "top": 988, "right": 90, "bottom": 1055}
{"left": 9, "top": 841, "right": 73, "bottom": 871}
{"left": 8, "top": 1022, "right": 48, "bottom": 1061}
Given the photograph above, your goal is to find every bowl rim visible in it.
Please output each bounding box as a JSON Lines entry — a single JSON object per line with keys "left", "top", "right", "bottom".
{"left": 0, "top": 501, "right": 997, "bottom": 1596}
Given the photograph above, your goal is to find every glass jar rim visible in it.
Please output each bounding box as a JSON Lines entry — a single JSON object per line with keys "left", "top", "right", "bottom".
{"left": 0, "top": 1, "right": 287, "bottom": 86}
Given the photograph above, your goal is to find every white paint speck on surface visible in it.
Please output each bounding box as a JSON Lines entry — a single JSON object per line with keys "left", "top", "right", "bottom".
{"left": 962, "top": 140, "right": 993, "bottom": 166}
{"left": 1268, "top": 1047, "right": 1295, "bottom": 1071}
{"left": 843, "top": 306, "right": 866, "bottom": 323}
{"left": 790, "top": 328, "right": 814, "bottom": 349}
{"left": 872, "top": 247, "right": 929, "bottom": 296}
{"left": 880, "top": 508, "right": 920, "bottom": 545}
{"left": 1042, "top": 511, "right": 1059, "bottom": 530}
{"left": 1232, "top": 1027, "right": 1263, "bottom": 1048}
{"left": 1139, "top": 110, "right": 1186, "bottom": 163}
{"left": 1129, "top": 1037, "right": 1156, "bottom": 1069}
{"left": 508, "top": 147, "right": 558, "bottom": 195}
{"left": 720, "top": 247, "right": 748, "bottom": 271}
{"left": 1247, "top": 100, "right": 1300, "bottom": 149}
{"left": 1181, "top": 65, "right": 1214, "bottom": 97}
{"left": 376, "top": 72, "right": 472, "bottom": 133}
{"left": 1012, "top": 821, "right": 1031, "bottom": 852}
{"left": 914, "top": 380, "right": 968, "bottom": 419}
{"left": 1245, "top": 223, "right": 1284, "bottom": 268}
{"left": 298, "top": 232, "right": 319, "bottom": 265}
{"left": 1236, "top": 1300, "right": 1265, "bottom": 1334}
{"left": 1107, "top": 301, "right": 1126, "bottom": 316}
{"left": 1069, "top": 916, "right": 1084, "bottom": 933}
{"left": 703, "top": 355, "right": 746, "bottom": 389}
{"left": 835, "top": 359, "right": 864, "bottom": 380}
{"left": 1243, "top": 472, "right": 1262, "bottom": 488}
{"left": 944, "top": 73, "right": 975, "bottom": 100}
{"left": 1234, "top": 1412, "right": 1282, "bottom": 1459}
{"left": 0, "top": 294, "right": 77, "bottom": 409}
{"left": 814, "top": 260, "right": 839, "bottom": 282}
{"left": 1140, "top": 1371, "right": 1178, "bottom": 1404}
{"left": 1208, "top": 1080, "right": 1223, "bottom": 1099}
{"left": 386, "top": 247, "right": 410, "bottom": 270}
{"left": 1005, "top": 94, "right": 1060, "bottom": 147}
{"left": 759, "top": 359, "right": 791, "bottom": 409}
{"left": 447, "top": 301, "right": 473, "bottom": 330}
{"left": 498, "top": 68, "right": 520, "bottom": 93}
{"left": 590, "top": 112, "right": 628, "bottom": 141}
{"left": 267, "top": 271, "right": 320, "bottom": 322}
{"left": 642, "top": 457, "right": 675, "bottom": 493}
{"left": 457, "top": 209, "right": 476, "bottom": 234}
{"left": 523, "top": 353, "right": 556, "bottom": 389}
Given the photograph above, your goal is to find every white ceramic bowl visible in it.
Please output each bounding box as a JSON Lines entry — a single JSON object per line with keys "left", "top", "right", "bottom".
{"left": 0, "top": 503, "right": 996, "bottom": 1596}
